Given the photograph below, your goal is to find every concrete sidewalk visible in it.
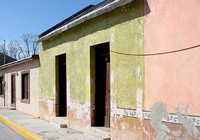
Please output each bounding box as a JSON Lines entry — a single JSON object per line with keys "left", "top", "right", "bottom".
{"left": 0, "top": 108, "right": 106, "bottom": 140}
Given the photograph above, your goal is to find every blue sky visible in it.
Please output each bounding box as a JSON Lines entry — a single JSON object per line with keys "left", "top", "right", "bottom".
{"left": 0, "top": 0, "right": 102, "bottom": 42}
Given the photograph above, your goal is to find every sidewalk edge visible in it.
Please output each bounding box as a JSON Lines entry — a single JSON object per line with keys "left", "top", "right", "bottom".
{"left": 0, "top": 115, "right": 43, "bottom": 140}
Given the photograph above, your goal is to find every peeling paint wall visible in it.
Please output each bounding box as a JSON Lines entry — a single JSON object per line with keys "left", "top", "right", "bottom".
{"left": 39, "top": 0, "right": 144, "bottom": 132}
{"left": 38, "top": 0, "right": 200, "bottom": 139}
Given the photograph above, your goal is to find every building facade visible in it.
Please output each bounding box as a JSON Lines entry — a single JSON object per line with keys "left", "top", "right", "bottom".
{"left": 0, "top": 55, "right": 40, "bottom": 117}
{"left": 37, "top": 0, "right": 200, "bottom": 139}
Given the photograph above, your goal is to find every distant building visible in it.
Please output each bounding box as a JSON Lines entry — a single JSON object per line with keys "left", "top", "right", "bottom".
{"left": 0, "top": 53, "right": 16, "bottom": 65}
{"left": 0, "top": 55, "right": 40, "bottom": 117}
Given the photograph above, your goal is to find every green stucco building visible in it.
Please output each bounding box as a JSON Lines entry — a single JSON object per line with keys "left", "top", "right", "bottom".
{"left": 38, "top": 0, "right": 144, "bottom": 139}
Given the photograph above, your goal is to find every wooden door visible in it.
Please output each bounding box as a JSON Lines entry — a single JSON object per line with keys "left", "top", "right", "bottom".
{"left": 105, "top": 62, "right": 110, "bottom": 127}
{"left": 90, "top": 46, "right": 96, "bottom": 126}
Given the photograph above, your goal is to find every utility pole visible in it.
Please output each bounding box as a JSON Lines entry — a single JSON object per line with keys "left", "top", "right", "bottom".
{"left": 3, "top": 40, "right": 6, "bottom": 106}
{"left": 3, "top": 40, "right": 6, "bottom": 64}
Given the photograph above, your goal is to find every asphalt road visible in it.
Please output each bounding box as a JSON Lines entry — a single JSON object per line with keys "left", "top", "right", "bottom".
{"left": 0, "top": 123, "right": 25, "bottom": 140}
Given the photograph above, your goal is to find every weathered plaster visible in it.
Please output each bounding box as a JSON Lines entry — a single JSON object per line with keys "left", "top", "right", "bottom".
{"left": 144, "top": 0, "right": 200, "bottom": 115}
{"left": 39, "top": 0, "right": 144, "bottom": 114}
{"left": 37, "top": 0, "right": 200, "bottom": 139}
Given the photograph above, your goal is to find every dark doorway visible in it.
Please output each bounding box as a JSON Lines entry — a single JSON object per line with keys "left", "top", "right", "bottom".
{"left": 21, "top": 73, "right": 30, "bottom": 103}
{"left": 11, "top": 74, "right": 16, "bottom": 106}
{"left": 0, "top": 76, "right": 4, "bottom": 96}
{"left": 56, "top": 54, "right": 67, "bottom": 117}
{"left": 90, "top": 43, "right": 110, "bottom": 127}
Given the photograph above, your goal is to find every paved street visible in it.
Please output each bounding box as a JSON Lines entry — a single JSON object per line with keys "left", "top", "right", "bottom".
{"left": 0, "top": 109, "right": 110, "bottom": 140}
{"left": 0, "top": 123, "right": 25, "bottom": 140}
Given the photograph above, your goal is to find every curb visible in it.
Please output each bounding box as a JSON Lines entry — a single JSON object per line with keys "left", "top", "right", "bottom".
{"left": 0, "top": 115, "right": 43, "bottom": 140}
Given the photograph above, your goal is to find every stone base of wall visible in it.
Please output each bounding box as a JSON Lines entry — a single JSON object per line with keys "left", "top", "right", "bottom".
{"left": 111, "top": 116, "right": 153, "bottom": 140}
{"left": 68, "top": 101, "right": 91, "bottom": 130}
{"left": 39, "top": 100, "right": 200, "bottom": 139}
{"left": 39, "top": 100, "right": 90, "bottom": 130}
{"left": 111, "top": 115, "right": 200, "bottom": 140}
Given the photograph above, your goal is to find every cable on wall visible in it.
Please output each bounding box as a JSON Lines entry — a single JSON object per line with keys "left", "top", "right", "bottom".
{"left": 111, "top": 44, "right": 200, "bottom": 56}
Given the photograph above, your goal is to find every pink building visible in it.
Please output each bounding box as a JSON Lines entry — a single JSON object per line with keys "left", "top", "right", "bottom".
{"left": 140, "top": 0, "right": 200, "bottom": 139}
{"left": 145, "top": 0, "right": 200, "bottom": 116}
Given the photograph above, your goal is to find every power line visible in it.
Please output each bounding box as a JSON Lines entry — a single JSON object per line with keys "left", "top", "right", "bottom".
{"left": 111, "top": 44, "right": 200, "bottom": 56}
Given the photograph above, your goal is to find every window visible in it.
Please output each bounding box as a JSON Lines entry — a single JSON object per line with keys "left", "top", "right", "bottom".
{"left": 0, "top": 77, "right": 4, "bottom": 96}
{"left": 21, "top": 72, "right": 30, "bottom": 103}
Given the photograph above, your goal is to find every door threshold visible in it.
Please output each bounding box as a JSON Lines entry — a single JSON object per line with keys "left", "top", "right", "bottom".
{"left": 87, "top": 127, "right": 111, "bottom": 139}
{"left": 10, "top": 105, "right": 16, "bottom": 110}
{"left": 91, "top": 127, "right": 111, "bottom": 132}
{"left": 50, "top": 116, "right": 68, "bottom": 128}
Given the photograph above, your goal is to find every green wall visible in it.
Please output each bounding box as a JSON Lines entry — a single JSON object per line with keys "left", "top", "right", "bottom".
{"left": 39, "top": 0, "right": 144, "bottom": 109}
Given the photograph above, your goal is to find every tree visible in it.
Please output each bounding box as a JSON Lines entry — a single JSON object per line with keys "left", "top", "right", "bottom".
{"left": 0, "top": 33, "right": 38, "bottom": 60}
{"left": 21, "top": 33, "right": 38, "bottom": 58}
{"left": 0, "top": 40, "right": 8, "bottom": 56}
{"left": 7, "top": 40, "right": 20, "bottom": 59}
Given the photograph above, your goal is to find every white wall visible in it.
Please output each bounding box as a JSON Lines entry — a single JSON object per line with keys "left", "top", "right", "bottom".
{"left": 0, "top": 97, "right": 4, "bottom": 107}
{"left": 16, "top": 68, "right": 40, "bottom": 117}
{"left": 3, "top": 60, "right": 40, "bottom": 117}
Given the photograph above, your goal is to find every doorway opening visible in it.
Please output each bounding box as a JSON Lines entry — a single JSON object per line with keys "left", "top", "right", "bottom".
{"left": 21, "top": 72, "right": 30, "bottom": 103}
{"left": 11, "top": 74, "right": 16, "bottom": 106}
{"left": 0, "top": 76, "right": 4, "bottom": 96}
{"left": 90, "top": 42, "right": 110, "bottom": 127}
{"left": 0, "top": 76, "right": 5, "bottom": 106}
{"left": 56, "top": 54, "right": 67, "bottom": 117}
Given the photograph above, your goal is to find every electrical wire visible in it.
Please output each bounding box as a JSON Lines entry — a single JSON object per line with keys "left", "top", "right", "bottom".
{"left": 111, "top": 44, "right": 200, "bottom": 56}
